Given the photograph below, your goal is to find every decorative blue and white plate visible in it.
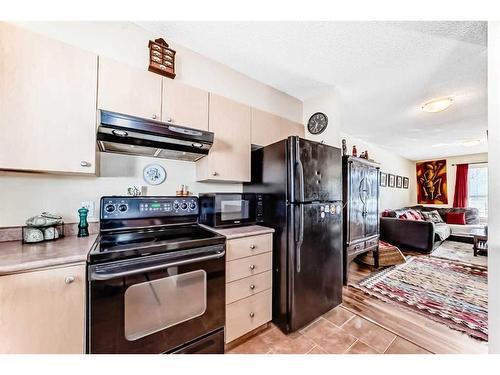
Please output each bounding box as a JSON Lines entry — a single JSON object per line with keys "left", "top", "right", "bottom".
{"left": 143, "top": 164, "right": 167, "bottom": 185}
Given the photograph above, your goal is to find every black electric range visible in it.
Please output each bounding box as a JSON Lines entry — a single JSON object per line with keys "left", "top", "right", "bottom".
{"left": 87, "top": 196, "right": 226, "bottom": 354}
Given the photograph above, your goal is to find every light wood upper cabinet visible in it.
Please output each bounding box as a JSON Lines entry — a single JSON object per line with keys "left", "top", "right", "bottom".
{"left": 0, "top": 23, "right": 98, "bottom": 174}
{"left": 251, "top": 108, "right": 282, "bottom": 146}
{"left": 280, "top": 117, "right": 305, "bottom": 139}
{"left": 162, "top": 79, "right": 209, "bottom": 131}
{"left": 196, "top": 94, "right": 251, "bottom": 182}
{"left": 98, "top": 56, "right": 162, "bottom": 120}
{"left": 0, "top": 264, "right": 86, "bottom": 354}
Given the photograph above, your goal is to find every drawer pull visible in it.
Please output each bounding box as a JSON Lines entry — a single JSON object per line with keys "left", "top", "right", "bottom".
{"left": 249, "top": 312, "right": 255, "bottom": 318}
{"left": 249, "top": 264, "right": 255, "bottom": 270}
{"left": 249, "top": 284, "right": 255, "bottom": 290}
{"left": 65, "top": 276, "right": 75, "bottom": 284}
{"left": 250, "top": 245, "right": 256, "bottom": 249}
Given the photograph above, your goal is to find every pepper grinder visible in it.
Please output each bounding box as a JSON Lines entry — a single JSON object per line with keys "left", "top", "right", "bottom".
{"left": 341, "top": 139, "right": 347, "bottom": 156}
{"left": 77, "top": 207, "right": 89, "bottom": 237}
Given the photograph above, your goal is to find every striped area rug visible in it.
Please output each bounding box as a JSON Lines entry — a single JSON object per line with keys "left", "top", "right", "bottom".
{"left": 355, "top": 256, "right": 488, "bottom": 341}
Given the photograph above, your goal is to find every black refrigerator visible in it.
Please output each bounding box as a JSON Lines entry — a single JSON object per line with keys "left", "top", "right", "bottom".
{"left": 243, "top": 136, "right": 343, "bottom": 333}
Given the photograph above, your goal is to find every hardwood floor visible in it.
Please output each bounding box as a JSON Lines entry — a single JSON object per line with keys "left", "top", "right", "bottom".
{"left": 227, "top": 243, "right": 488, "bottom": 354}
{"left": 343, "top": 258, "right": 488, "bottom": 354}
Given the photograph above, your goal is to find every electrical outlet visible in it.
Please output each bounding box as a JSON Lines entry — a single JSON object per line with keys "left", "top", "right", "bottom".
{"left": 81, "top": 201, "right": 95, "bottom": 218}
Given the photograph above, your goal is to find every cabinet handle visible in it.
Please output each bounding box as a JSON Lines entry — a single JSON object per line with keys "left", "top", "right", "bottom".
{"left": 250, "top": 284, "right": 255, "bottom": 290}
{"left": 249, "top": 312, "right": 255, "bottom": 318}
{"left": 152, "top": 114, "right": 157, "bottom": 119}
{"left": 249, "top": 264, "right": 255, "bottom": 270}
{"left": 80, "top": 161, "right": 91, "bottom": 167}
{"left": 250, "top": 245, "right": 256, "bottom": 249}
{"left": 167, "top": 117, "right": 174, "bottom": 123}
{"left": 212, "top": 172, "right": 218, "bottom": 176}
{"left": 65, "top": 276, "right": 75, "bottom": 284}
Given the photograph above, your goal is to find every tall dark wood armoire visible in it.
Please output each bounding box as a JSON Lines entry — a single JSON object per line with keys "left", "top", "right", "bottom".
{"left": 342, "top": 156, "right": 380, "bottom": 284}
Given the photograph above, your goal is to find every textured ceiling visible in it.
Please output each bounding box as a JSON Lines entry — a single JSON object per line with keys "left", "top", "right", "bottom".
{"left": 137, "top": 21, "right": 487, "bottom": 160}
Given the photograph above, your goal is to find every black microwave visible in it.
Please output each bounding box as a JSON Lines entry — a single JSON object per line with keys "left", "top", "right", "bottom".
{"left": 199, "top": 193, "right": 263, "bottom": 228}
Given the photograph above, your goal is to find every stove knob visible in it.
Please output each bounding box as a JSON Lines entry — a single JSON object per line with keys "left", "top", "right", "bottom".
{"left": 105, "top": 204, "right": 116, "bottom": 213}
{"left": 189, "top": 201, "right": 197, "bottom": 210}
{"left": 180, "top": 202, "right": 188, "bottom": 210}
{"left": 173, "top": 202, "right": 180, "bottom": 210}
{"left": 118, "top": 204, "right": 128, "bottom": 212}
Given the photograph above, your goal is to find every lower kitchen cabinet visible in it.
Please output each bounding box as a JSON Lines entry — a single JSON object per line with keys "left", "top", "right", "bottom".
{"left": 224, "top": 233, "right": 273, "bottom": 343}
{"left": 0, "top": 264, "right": 86, "bottom": 354}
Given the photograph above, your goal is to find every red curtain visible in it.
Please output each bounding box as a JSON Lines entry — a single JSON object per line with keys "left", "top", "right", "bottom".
{"left": 453, "top": 164, "right": 469, "bottom": 208}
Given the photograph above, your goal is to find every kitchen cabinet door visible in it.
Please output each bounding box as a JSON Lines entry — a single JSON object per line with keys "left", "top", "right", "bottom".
{"left": 0, "top": 22, "right": 97, "bottom": 174}
{"left": 162, "top": 79, "right": 209, "bottom": 131}
{"left": 0, "top": 264, "right": 86, "bottom": 354}
{"left": 280, "top": 117, "right": 305, "bottom": 139}
{"left": 196, "top": 94, "right": 251, "bottom": 182}
{"left": 98, "top": 56, "right": 162, "bottom": 121}
{"left": 251, "top": 108, "right": 282, "bottom": 146}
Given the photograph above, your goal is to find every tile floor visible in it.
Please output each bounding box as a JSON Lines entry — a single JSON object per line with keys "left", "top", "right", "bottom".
{"left": 227, "top": 305, "right": 431, "bottom": 354}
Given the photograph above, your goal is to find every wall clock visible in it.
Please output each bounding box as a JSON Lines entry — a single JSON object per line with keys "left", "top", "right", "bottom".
{"left": 307, "top": 112, "right": 328, "bottom": 135}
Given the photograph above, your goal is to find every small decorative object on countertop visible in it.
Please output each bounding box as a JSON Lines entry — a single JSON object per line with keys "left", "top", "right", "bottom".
{"left": 77, "top": 207, "right": 89, "bottom": 238}
{"left": 148, "top": 38, "right": 176, "bottom": 79}
{"left": 360, "top": 151, "right": 366, "bottom": 159}
{"left": 342, "top": 139, "right": 347, "bottom": 156}
{"left": 176, "top": 184, "right": 190, "bottom": 196}
{"left": 352, "top": 145, "right": 357, "bottom": 157}
{"left": 364, "top": 150, "right": 369, "bottom": 160}
{"left": 23, "top": 212, "right": 65, "bottom": 244}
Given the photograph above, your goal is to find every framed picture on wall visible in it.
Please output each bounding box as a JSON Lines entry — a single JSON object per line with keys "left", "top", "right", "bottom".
{"left": 380, "top": 172, "right": 387, "bottom": 187}
{"left": 388, "top": 174, "right": 395, "bottom": 188}
{"left": 396, "top": 175, "right": 403, "bottom": 188}
{"left": 403, "top": 177, "right": 409, "bottom": 189}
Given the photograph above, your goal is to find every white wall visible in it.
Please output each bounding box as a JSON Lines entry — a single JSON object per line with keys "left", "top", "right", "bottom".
{"left": 413, "top": 153, "right": 488, "bottom": 208}
{"left": 488, "top": 21, "right": 500, "bottom": 354}
{"left": 0, "top": 153, "right": 243, "bottom": 227}
{"left": 341, "top": 133, "right": 415, "bottom": 212}
{"left": 303, "top": 88, "right": 341, "bottom": 147}
{"left": 0, "top": 22, "right": 303, "bottom": 227}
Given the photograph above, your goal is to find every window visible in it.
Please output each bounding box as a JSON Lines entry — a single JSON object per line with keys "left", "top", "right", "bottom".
{"left": 468, "top": 164, "right": 488, "bottom": 217}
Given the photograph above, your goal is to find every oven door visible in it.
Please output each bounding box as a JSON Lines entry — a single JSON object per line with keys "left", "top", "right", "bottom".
{"left": 88, "top": 244, "right": 225, "bottom": 354}
{"left": 215, "top": 194, "right": 256, "bottom": 227}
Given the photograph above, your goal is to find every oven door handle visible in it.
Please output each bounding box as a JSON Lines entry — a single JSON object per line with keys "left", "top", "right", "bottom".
{"left": 90, "top": 249, "right": 225, "bottom": 281}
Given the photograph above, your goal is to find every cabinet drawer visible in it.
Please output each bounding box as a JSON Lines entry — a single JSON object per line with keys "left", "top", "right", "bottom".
{"left": 347, "top": 242, "right": 365, "bottom": 256}
{"left": 225, "top": 289, "right": 272, "bottom": 343}
{"left": 226, "top": 270, "right": 272, "bottom": 304}
{"left": 365, "top": 237, "right": 379, "bottom": 249}
{"left": 226, "top": 234, "right": 272, "bottom": 261}
{"left": 226, "top": 252, "right": 272, "bottom": 283}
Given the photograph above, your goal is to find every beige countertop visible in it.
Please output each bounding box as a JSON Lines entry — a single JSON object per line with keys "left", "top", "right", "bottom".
{"left": 0, "top": 234, "right": 97, "bottom": 275}
{"left": 200, "top": 224, "right": 274, "bottom": 240}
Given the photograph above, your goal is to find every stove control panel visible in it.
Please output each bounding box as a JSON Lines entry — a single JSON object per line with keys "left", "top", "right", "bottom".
{"left": 101, "top": 196, "right": 198, "bottom": 220}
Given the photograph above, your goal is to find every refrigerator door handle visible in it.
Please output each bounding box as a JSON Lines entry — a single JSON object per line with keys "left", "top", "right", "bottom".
{"left": 296, "top": 204, "right": 304, "bottom": 273}
{"left": 295, "top": 138, "right": 305, "bottom": 202}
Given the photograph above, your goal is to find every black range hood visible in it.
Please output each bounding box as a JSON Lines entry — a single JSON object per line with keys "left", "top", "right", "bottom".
{"left": 97, "top": 110, "right": 214, "bottom": 162}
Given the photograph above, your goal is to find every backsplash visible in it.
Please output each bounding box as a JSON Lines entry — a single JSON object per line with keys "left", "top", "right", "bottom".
{"left": 0, "top": 152, "right": 242, "bottom": 227}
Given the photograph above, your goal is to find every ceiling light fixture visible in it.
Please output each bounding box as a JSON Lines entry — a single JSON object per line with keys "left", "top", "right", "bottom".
{"left": 462, "top": 139, "right": 482, "bottom": 147}
{"left": 421, "top": 97, "right": 454, "bottom": 113}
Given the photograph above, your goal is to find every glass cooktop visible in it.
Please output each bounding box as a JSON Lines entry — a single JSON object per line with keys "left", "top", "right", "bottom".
{"left": 89, "top": 224, "right": 225, "bottom": 263}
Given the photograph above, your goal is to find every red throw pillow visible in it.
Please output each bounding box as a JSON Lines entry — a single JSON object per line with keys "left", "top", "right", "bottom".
{"left": 407, "top": 209, "right": 423, "bottom": 221}
{"left": 446, "top": 212, "right": 466, "bottom": 225}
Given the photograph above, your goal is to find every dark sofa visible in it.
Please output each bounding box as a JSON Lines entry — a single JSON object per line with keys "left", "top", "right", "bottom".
{"left": 380, "top": 206, "right": 479, "bottom": 253}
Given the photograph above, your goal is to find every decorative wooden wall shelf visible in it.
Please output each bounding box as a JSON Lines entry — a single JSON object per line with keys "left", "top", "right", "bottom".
{"left": 148, "top": 38, "right": 176, "bottom": 79}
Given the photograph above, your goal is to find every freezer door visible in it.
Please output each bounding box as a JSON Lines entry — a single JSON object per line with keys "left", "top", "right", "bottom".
{"left": 288, "top": 202, "right": 343, "bottom": 332}
{"left": 290, "top": 137, "right": 342, "bottom": 203}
